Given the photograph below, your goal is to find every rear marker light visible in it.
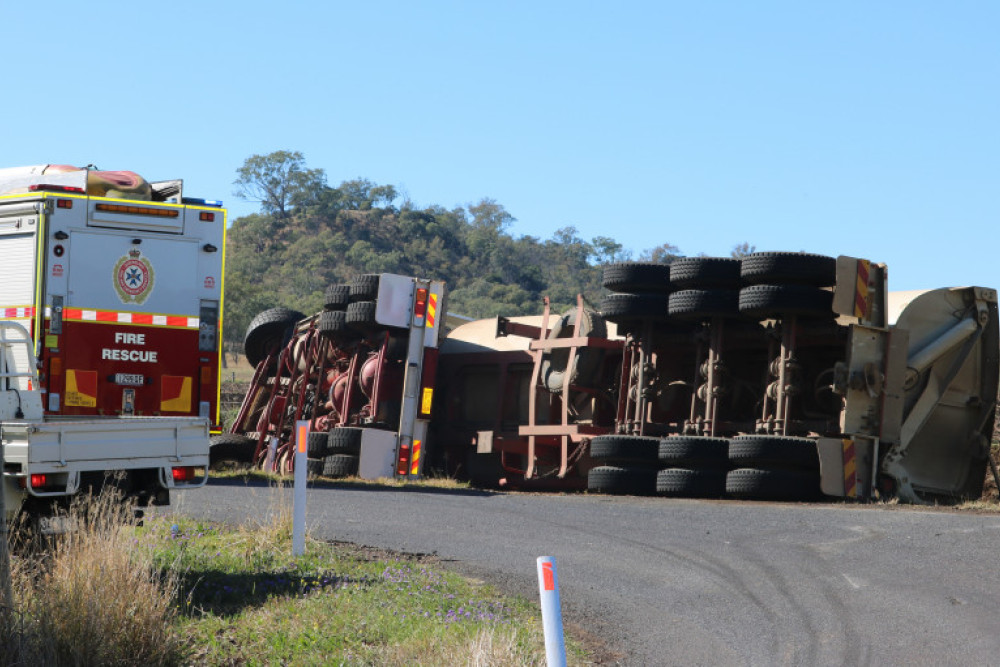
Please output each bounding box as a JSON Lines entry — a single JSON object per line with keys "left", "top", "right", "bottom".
{"left": 172, "top": 466, "right": 195, "bottom": 482}
{"left": 414, "top": 288, "right": 428, "bottom": 319}
{"left": 95, "top": 203, "right": 179, "bottom": 218}
{"left": 57, "top": 199, "right": 73, "bottom": 209}
{"left": 30, "top": 474, "right": 47, "bottom": 488}
{"left": 199, "top": 211, "right": 215, "bottom": 222}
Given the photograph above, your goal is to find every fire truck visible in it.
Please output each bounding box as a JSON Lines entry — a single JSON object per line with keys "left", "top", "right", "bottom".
{"left": 0, "top": 164, "right": 223, "bottom": 520}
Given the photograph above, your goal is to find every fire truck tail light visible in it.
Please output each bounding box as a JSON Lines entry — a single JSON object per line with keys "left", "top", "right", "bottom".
{"left": 30, "top": 474, "right": 47, "bottom": 488}
{"left": 172, "top": 466, "right": 196, "bottom": 482}
{"left": 199, "top": 211, "right": 215, "bottom": 222}
{"left": 57, "top": 199, "right": 73, "bottom": 209}
{"left": 414, "top": 288, "right": 428, "bottom": 319}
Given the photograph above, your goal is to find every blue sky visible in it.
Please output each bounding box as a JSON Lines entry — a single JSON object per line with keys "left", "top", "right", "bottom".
{"left": 3, "top": 2, "right": 997, "bottom": 291}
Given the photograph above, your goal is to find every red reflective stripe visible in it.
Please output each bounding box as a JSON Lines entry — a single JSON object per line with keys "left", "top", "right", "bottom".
{"left": 166, "top": 315, "right": 187, "bottom": 327}
{"left": 542, "top": 562, "right": 555, "bottom": 591}
{"left": 96, "top": 310, "right": 117, "bottom": 322}
{"left": 132, "top": 313, "right": 154, "bottom": 325}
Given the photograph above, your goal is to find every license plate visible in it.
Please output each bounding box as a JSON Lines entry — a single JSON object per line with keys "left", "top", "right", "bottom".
{"left": 115, "top": 373, "right": 144, "bottom": 386}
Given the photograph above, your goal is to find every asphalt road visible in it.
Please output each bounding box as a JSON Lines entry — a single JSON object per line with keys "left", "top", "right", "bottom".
{"left": 174, "top": 480, "right": 1000, "bottom": 665}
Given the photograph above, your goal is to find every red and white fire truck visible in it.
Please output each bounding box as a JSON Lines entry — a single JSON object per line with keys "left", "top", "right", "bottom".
{"left": 0, "top": 164, "right": 223, "bottom": 520}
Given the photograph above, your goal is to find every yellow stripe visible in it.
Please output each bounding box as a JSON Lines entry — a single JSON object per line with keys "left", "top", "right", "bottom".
{"left": 410, "top": 440, "right": 422, "bottom": 475}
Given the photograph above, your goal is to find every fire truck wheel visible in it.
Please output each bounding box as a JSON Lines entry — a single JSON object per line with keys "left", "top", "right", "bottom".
{"left": 244, "top": 307, "right": 304, "bottom": 367}
{"left": 324, "top": 284, "right": 350, "bottom": 310}
{"left": 350, "top": 274, "right": 381, "bottom": 302}
{"left": 209, "top": 434, "right": 256, "bottom": 468}
{"left": 323, "top": 454, "right": 359, "bottom": 478}
{"left": 667, "top": 289, "right": 740, "bottom": 320}
{"left": 602, "top": 262, "right": 672, "bottom": 293}
{"left": 327, "top": 427, "right": 363, "bottom": 455}
{"left": 725, "top": 467, "right": 822, "bottom": 500}
{"left": 346, "top": 301, "right": 378, "bottom": 331}
{"left": 307, "top": 432, "right": 329, "bottom": 457}
{"left": 728, "top": 435, "right": 820, "bottom": 470}
{"left": 588, "top": 435, "right": 660, "bottom": 466}
{"left": 658, "top": 436, "right": 730, "bottom": 467}
{"left": 737, "top": 284, "right": 833, "bottom": 320}
{"left": 739, "top": 252, "right": 837, "bottom": 287}
{"left": 656, "top": 467, "right": 727, "bottom": 497}
{"left": 599, "top": 292, "right": 671, "bottom": 323}
{"left": 541, "top": 308, "right": 608, "bottom": 394}
{"left": 587, "top": 465, "right": 657, "bottom": 495}
{"left": 669, "top": 257, "right": 741, "bottom": 290}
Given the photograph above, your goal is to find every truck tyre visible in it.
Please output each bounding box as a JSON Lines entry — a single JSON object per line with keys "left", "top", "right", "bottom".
{"left": 327, "top": 427, "right": 363, "bottom": 455}
{"left": 602, "top": 262, "right": 672, "bottom": 293}
{"left": 588, "top": 435, "right": 660, "bottom": 466}
{"left": 307, "top": 458, "right": 325, "bottom": 476}
{"left": 540, "top": 309, "right": 608, "bottom": 394}
{"left": 667, "top": 289, "right": 739, "bottom": 320}
{"left": 738, "top": 284, "right": 833, "bottom": 319}
{"left": 726, "top": 467, "right": 821, "bottom": 500}
{"left": 209, "top": 434, "right": 257, "bottom": 467}
{"left": 244, "top": 307, "right": 304, "bottom": 368}
{"left": 656, "top": 467, "right": 727, "bottom": 497}
{"left": 728, "top": 435, "right": 820, "bottom": 470}
{"left": 350, "top": 274, "right": 381, "bottom": 302}
{"left": 587, "top": 465, "right": 657, "bottom": 495}
{"left": 307, "top": 431, "right": 328, "bottom": 457}
{"left": 658, "top": 436, "right": 729, "bottom": 467}
{"left": 323, "top": 454, "right": 359, "bottom": 478}
{"left": 324, "top": 284, "right": 350, "bottom": 310}
{"left": 346, "top": 301, "right": 378, "bottom": 331}
{"left": 740, "top": 252, "right": 837, "bottom": 287}
{"left": 669, "top": 257, "right": 741, "bottom": 290}
{"left": 599, "top": 292, "right": 671, "bottom": 323}
{"left": 319, "top": 309, "right": 347, "bottom": 338}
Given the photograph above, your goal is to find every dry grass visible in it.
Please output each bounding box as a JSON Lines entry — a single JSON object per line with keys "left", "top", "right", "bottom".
{"left": 1, "top": 491, "right": 184, "bottom": 666}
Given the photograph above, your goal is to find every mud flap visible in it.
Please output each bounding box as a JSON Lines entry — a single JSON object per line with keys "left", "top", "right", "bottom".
{"left": 818, "top": 436, "right": 875, "bottom": 500}
{"left": 358, "top": 430, "right": 398, "bottom": 480}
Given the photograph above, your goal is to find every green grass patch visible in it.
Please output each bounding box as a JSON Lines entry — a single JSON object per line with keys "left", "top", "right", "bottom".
{"left": 141, "top": 512, "right": 579, "bottom": 665}
{"left": 3, "top": 487, "right": 588, "bottom": 666}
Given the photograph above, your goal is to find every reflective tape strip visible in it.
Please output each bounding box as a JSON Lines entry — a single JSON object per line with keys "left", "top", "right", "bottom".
{"left": 61, "top": 307, "right": 199, "bottom": 329}
{"left": 843, "top": 438, "right": 857, "bottom": 498}
{"left": 427, "top": 294, "right": 438, "bottom": 328}
{"left": 0, "top": 307, "right": 35, "bottom": 318}
{"left": 854, "top": 260, "right": 871, "bottom": 319}
{"left": 410, "top": 440, "right": 422, "bottom": 476}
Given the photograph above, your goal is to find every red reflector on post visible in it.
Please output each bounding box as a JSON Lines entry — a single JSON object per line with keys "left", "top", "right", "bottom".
{"left": 172, "top": 466, "right": 195, "bottom": 482}
{"left": 30, "top": 474, "right": 47, "bottom": 488}
{"left": 414, "top": 288, "right": 428, "bottom": 319}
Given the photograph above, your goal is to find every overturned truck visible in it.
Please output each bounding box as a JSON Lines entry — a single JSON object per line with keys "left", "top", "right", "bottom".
{"left": 221, "top": 253, "right": 998, "bottom": 505}
{"left": 438, "top": 253, "right": 998, "bottom": 504}
{"left": 215, "top": 274, "right": 444, "bottom": 481}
